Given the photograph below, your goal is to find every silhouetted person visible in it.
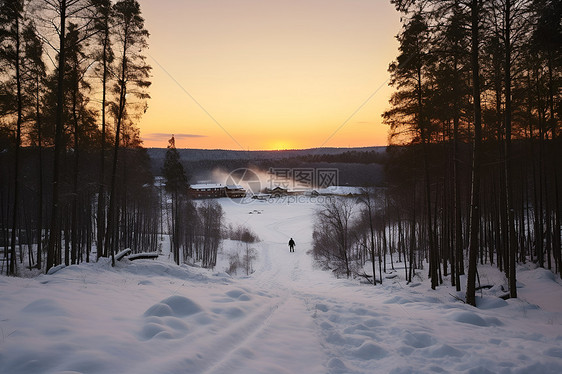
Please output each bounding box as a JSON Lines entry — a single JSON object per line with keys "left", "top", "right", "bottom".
{"left": 288, "top": 238, "right": 295, "bottom": 252}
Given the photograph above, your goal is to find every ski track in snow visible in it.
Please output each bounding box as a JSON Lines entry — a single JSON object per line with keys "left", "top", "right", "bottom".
{"left": 1, "top": 198, "right": 562, "bottom": 373}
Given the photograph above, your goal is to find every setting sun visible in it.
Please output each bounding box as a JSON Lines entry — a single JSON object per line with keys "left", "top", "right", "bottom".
{"left": 267, "top": 140, "right": 294, "bottom": 151}
{"left": 136, "top": 0, "right": 400, "bottom": 150}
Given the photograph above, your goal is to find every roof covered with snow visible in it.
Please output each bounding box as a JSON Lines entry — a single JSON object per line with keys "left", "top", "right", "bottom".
{"left": 189, "top": 183, "right": 224, "bottom": 190}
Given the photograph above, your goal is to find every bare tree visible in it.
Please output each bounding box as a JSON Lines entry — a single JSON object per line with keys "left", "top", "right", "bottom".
{"left": 197, "top": 200, "right": 223, "bottom": 269}
{"left": 314, "top": 198, "right": 356, "bottom": 278}
{"left": 359, "top": 190, "right": 379, "bottom": 285}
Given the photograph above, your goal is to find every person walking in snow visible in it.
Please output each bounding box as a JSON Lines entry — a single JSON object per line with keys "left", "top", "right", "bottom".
{"left": 288, "top": 238, "right": 295, "bottom": 252}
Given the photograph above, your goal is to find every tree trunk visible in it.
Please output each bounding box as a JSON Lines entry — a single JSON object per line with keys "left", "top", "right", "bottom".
{"left": 71, "top": 85, "right": 80, "bottom": 265}
{"left": 47, "top": 1, "right": 67, "bottom": 273}
{"left": 366, "top": 195, "right": 377, "bottom": 285}
{"left": 9, "top": 12, "right": 23, "bottom": 275}
{"left": 105, "top": 25, "right": 129, "bottom": 266}
{"left": 503, "top": 0, "right": 517, "bottom": 299}
{"left": 466, "top": 0, "right": 483, "bottom": 307}
{"left": 36, "top": 74, "right": 44, "bottom": 270}
{"left": 97, "top": 28, "right": 109, "bottom": 259}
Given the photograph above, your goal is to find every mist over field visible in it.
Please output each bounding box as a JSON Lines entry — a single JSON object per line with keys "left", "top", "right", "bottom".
{"left": 147, "top": 147, "right": 386, "bottom": 187}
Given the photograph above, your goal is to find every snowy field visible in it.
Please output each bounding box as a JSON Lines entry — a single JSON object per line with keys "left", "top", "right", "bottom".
{"left": 1, "top": 198, "right": 562, "bottom": 374}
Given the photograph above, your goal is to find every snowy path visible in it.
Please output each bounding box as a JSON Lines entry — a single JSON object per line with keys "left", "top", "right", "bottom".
{"left": 211, "top": 200, "right": 327, "bottom": 374}
{"left": 1, "top": 198, "right": 562, "bottom": 373}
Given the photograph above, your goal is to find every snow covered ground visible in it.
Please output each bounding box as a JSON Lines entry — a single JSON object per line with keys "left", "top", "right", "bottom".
{"left": 1, "top": 198, "right": 562, "bottom": 374}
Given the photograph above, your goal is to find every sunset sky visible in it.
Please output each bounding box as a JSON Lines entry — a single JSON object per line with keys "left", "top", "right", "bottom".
{"left": 136, "top": 0, "right": 401, "bottom": 150}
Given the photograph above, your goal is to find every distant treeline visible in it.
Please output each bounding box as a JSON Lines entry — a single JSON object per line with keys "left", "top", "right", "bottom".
{"left": 146, "top": 146, "right": 385, "bottom": 163}
{"left": 290, "top": 150, "right": 388, "bottom": 165}
{"left": 178, "top": 159, "right": 384, "bottom": 188}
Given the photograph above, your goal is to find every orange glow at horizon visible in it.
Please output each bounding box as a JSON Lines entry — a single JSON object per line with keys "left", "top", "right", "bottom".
{"left": 136, "top": 0, "right": 401, "bottom": 150}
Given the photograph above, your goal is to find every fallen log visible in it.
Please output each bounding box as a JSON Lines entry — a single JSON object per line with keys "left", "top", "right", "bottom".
{"left": 128, "top": 252, "right": 159, "bottom": 261}
{"left": 115, "top": 248, "right": 132, "bottom": 261}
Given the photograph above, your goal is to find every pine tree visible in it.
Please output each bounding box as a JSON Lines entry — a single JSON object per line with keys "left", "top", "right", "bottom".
{"left": 40, "top": 0, "right": 94, "bottom": 273}
{"left": 22, "top": 21, "right": 46, "bottom": 269}
{"left": 0, "top": 0, "right": 24, "bottom": 275}
{"left": 465, "top": 0, "right": 484, "bottom": 307}
{"left": 105, "top": 0, "right": 151, "bottom": 265}
{"left": 64, "top": 22, "right": 97, "bottom": 265}
{"left": 162, "top": 136, "right": 188, "bottom": 265}
{"left": 91, "top": 0, "right": 114, "bottom": 260}
{"left": 384, "top": 9, "right": 440, "bottom": 289}
{"left": 531, "top": 0, "right": 562, "bottom": 276}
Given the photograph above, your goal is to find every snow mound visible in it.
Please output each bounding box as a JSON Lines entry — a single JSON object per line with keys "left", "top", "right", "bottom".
{"left": 533, "top": 268, "right": 557, "bottom": 281}
{"left": 140, "top": 296, "right": 199, "bottom": 341}
{"left": 140, "top": 316, "right": 190, "bottom": 340}
{"left": 327, "top": 357, "right": 349, "bottom": 373}
{"left": 448, "top": 311, "right": 503, "bottom": 327}
{"left": 477, "top": 296, "right": 508, "bottom": 309}
{"left": 212, "top": 306, "right": 246, "bottom": 319}
{"left": 352, "top": 341, "right": 388, "bottom": 360}
{"left": 144, "top": 302, "right": 174, "bottom": 317}
{"left": 144, "top": 295, "right": 202, "bottom": 317}
{"left": 226, "top": 289, "right": 252, "bottom": 301}
{"left": 429, "top": 344, "right": 464, "bottom": 358}
{"left": 364, "top": 318, "right": 383, "bottom": 327}
{"left": 403, "top": 332, "right": 436, "bottom": 348}
{"left": 46, "top": 264, "right": 66, "bottom": 275}
{"left": 140, "top": 322, "right": 170, "bottom": 340}
{"left": 22, "top": 299, "right": 67, "bottom": 316}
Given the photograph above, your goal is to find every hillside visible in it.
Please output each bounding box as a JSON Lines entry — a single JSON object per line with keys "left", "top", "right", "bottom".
{"left": 1, "top": 198, "right": 561, "bottom": 373}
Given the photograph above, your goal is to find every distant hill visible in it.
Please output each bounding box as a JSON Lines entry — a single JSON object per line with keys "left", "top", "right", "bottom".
{"left": 147, "top": 146, "right": 386, "bottom": 163}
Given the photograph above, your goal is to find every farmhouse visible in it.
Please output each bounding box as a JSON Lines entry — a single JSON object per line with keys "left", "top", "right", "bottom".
{"left": 225, "top": 184, "right": 246, "bottom": 198}
{"left": 265, "top": 186, "right": 288, "bottom": 197}
{"left": 188, "top": 184, "right": 226, "bottom": 198}
{"left": 187, "top": 183, "right": 247, "bottom": 199}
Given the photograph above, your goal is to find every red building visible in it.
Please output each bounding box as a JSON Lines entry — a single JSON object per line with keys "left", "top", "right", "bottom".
{"left": 225, "top": 184, "right": 246, "bottom": 198}
{"left": 187, "top": 183, "right": 247, "bottom": 199}
{"left": 188, "top": 184, "right": 226, "bottom": 199}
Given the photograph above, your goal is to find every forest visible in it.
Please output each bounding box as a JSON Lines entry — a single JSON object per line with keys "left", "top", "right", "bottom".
{"left": 313, "top": 0, "right": 561, "bottom": 306}
{"left": 0, "top": 0, "right": 224, "bottom": 276}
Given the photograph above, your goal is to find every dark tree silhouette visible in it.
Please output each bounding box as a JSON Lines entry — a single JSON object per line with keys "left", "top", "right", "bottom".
{"left": 162, "top": 136, "right": 188, "bottom": 265}
{"left": 105, "top": 0, "right": 151, "bottom": 265}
